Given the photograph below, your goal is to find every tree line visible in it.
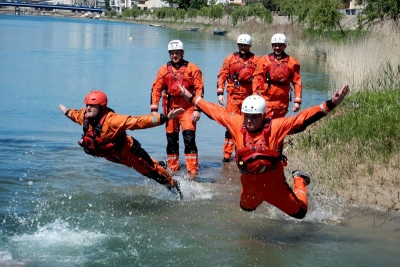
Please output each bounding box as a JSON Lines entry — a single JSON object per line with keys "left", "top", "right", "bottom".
{"left": 104, "top": 0, "right": 400, "bottom": 31}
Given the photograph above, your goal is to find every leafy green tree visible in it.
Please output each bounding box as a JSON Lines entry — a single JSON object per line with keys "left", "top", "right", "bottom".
{"left": 231, "top": 7, "right": 247, "bottom": 26}
{"left": 104, "top": 0, "right": 111, "bottom": 11}
{"left": 306, "top": 0, "right": 345, "bottom": 33}
{"left": 359, "top": 0, "right": 400, "bottom": 24}
{"left": 167, "top": 0, "right": 207, "bottom": 10}
{"left": 187, "top": 8, "right": 199, "bottom": 19}
{"left": 247, "top": 0, "right": 275, "bottom": 10}
{"left": 273, "top": 0, "right": 344, "bottom": 33}
{"left": 208, "top": 4, "right": 224, "bottom": 20}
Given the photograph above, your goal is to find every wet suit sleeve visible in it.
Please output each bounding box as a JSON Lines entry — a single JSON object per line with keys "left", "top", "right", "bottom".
{"left": 271, "top": 100, "right": 336, "bottom": 143}
{"left": 252, "top": 55, "right": 266, "bottom": 95}
{"left": 216, "top": 54, "right": 232, "bottom": 95}
{"left": 193, "top": 97, "right": 242, "bottom": 134}
{"left": 111, "top": 113, "right": 163, "bottom": 131}
{"left": 150, "top": 66, "right": 167, "bottom": 112}
{"left": 65, "top": 108, "right": 86, "bottom": 125}
{"left": 189, "top": 63, "right": 204, "bottom": 112}
{"left": 289, "top": 57, "right": 302, "bottom": 104}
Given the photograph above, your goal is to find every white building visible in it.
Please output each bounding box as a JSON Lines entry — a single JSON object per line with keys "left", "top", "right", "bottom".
{"left": 208, "top": 0, "right": 244, "bottom": 5}
{"left": 134, "top": 0, "right": 169, "bottom": 10}
{"left": 111, "top": 0, "right": 132, "bottom": 11}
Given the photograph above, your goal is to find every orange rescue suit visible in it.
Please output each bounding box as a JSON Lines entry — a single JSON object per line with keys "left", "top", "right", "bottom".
{"left": 65, "top": 107, "right": 175, "bottom": 187}
{"left": 253, "top": 52, "right": 302, "bottom": 118}
{"left": 150, "top": 60, "right": 204, "bottom": 115}
{"left": 150, "top": 60, "right": 204, "bottom": 174}
{"left": 217, "top": 52, "right": 260, "bottom": 108}
{"left": 191, "top": 96, "right": 335, "bottom": 219}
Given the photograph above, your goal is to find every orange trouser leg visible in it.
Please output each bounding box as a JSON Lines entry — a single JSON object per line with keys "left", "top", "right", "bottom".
{"left": 223, "top": 136, "right": 235, "bottom": 159}
{"left": 293, "top": 177, "right": 308, "bottom": 210}
{"left": 185, "top": 153, "right": 198, "bottom": 175}
{"left": 115, "top": 153, "right": 174, "bottom": 187}
{"left": 223, "top": 96, "right": 242, "bottom": 159}
{"left": 167, "top": 153, "right": 180, "bottom": 172}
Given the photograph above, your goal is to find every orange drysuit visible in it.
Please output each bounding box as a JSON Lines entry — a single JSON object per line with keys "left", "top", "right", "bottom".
{"left": 217, "top": 52, "right": 260, "bottom": 160}
{"left": 150, "top": 60, "right": 204, "bottom": 174}
{"left": 64, "top": 107, "right": 175, "bottom": 188}
{"left": 190, "top": 96, "right": 336, "bottom": 219}
{"left": 253, "top": 52, "right": 302, "bottom": 118}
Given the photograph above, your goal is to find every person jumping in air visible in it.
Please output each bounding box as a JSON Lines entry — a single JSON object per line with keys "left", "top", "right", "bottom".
{"left": 59, "top": 90, "right": 184, "bottom": 199}
{"left": 179, "top": 83, "right": 349, "bottom": 219}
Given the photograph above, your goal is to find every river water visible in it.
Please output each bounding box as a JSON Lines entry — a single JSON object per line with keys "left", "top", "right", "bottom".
{"left": 0, "top": 15, "right": 399, "bottom": 267}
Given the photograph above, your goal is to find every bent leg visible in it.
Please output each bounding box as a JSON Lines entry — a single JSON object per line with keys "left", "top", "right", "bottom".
{"left": 265, "top": 178, "right": 308, "bottom": 219}
{"left": 222, "top": 130, "right": 235, "bottom": 160}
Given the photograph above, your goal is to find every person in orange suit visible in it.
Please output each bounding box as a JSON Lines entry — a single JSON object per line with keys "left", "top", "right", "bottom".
{"left": 179, "top": 83, "right": 349, "bottom": 219}
{"left": 59, "top": 90, "right": 183, "bottom": 199}
{"left": 253, "top": 33, "right": 302, "bottom": 119}
{"left": 217, "top": 34, "right": 260, "bottom": 163}
{"left": 150, "top": 40, "right": 204, "bottom": 176}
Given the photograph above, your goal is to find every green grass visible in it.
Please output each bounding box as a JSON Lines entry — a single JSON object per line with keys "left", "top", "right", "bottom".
{"left": 298, "top": 87, "right": 400, "bottom": 163}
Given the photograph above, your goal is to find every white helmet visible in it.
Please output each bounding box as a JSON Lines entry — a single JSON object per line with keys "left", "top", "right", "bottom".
{"left": 237, "top": 34, "right": 252, "bottom": 46}
{"left": 271, "top": 33, "right": 287, "bottom": 44}
{"left": 241, "top": 95, "right": 266, "bottom": 114}
{"left": 168, "top": 40, "right": 184, "bottom": 51}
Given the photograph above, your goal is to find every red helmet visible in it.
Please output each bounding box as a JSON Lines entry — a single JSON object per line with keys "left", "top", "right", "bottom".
{"left": 84, "top": 90, "right": 108, "bottom": 106}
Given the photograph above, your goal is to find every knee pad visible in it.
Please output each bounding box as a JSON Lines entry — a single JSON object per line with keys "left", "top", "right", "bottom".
{"left": 225, "top": 130, "right": 232, "bottom": 139}
{"left": 166, "top": 133, "right": 179, "bottom": 154}
{"left": 183, "top": 130, "right": 197, "bottom": 154}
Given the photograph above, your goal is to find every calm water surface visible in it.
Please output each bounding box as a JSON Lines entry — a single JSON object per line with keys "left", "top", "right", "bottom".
{"left": 0, "top": 15, "right": 399, "bottom": 267}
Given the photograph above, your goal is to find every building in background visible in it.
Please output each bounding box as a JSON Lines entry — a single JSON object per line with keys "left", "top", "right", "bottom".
{"left": 342, "top": 0, "right": 366, "bottom": 15}
{"left": 208, "top": 0, "right": 244, "bottom": 5}
{"left": 135, "top": 0, "right": 170, "bottom": 10}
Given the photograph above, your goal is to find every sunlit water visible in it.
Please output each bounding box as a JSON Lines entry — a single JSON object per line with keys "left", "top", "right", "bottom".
{"left": 0, "top": 15, "right": 398, "bottom": 267}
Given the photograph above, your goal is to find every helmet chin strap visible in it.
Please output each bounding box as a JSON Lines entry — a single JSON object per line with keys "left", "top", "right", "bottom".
{"left": 93, "top": 106, "right": 107, "bottom": 120}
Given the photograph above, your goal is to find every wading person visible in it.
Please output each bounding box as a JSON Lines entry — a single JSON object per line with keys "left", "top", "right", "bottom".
{"left": 150, "top": 40, "right": 204, "bottom": 176}
{"left": 217, "top": 34, "right": 260, "bottom": 162}
{"left": 179, "top": 83, "right": 349, "bottom": 219}
{"left": 59, "top": 90, "right": 183, "bottom": 199}
{"left": 253, "top": 33, "right": 302, "bottom": 119}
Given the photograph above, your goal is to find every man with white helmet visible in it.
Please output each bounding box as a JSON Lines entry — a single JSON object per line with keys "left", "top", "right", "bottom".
{"left": 150, "top": 40, "right": 204, "bottom": 176}
{"left": 253, "top": 33, "right": 302, "bottom": 119}
{"left": 179, "top": 82, "right": 349, "bottom": 219}
{"left": 216, "top": 33, "right": 260, "bottom": 162}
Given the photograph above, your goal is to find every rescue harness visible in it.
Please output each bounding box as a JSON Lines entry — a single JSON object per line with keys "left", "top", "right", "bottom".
{"left": 228, "top": 52, "right": 256, "bottom": 88}
{"left": 235, "top": 119, "right": 285, "bottom": 174}
{"left": 164, "top": 60, "right": 190, "bottom": 96}
{"left": 266, "top": 53, "right": 291, "bottom": 90}
{"left": 79, "top": 108, "right": 125, "bottom": 158}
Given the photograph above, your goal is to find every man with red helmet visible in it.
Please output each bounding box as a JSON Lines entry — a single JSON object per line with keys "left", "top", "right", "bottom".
{"left": 217, "top": 34, "right": 260, "bottom": 162}
{"left": 59, "top": 90, "right": 184, "bottom": 199}
{"left": 179, "top": 83, "right": 349, "bottom": 219}
{"left": 253, "top": 33, "right": 302, "bottom": 119}
{"left": 150, "top": 40, "right": 204, "bottom": 176}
